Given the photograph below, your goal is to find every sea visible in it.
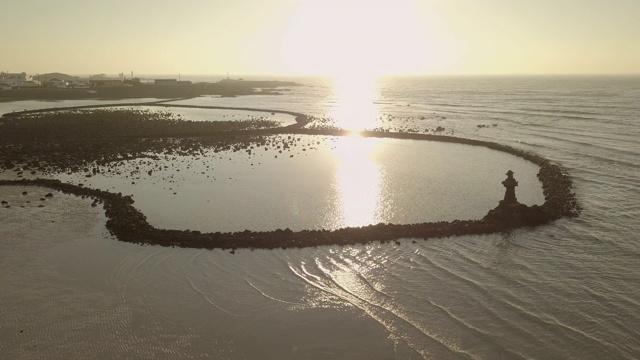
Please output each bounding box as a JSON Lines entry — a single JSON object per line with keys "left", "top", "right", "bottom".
{"left": 1, "top": 75, "right": 639, "bottom": 359}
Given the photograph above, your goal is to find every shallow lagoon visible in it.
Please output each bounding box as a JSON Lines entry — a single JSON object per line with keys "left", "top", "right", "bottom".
{"left": 0, "top": 98, "right": 160, "bottom": 115}
{"left": 53, "top": 134, "right": 544, "bottom": 233}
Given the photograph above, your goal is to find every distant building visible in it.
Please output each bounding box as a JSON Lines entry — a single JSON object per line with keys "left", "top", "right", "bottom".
{"left": 44, "top": 78, "right": 68, "bottom": 88}
{"left": 124, "top": 77, "right": 143, "bottom": 86}
{"left": 155, "top": 79, "right": 178, "bottom": 86}
{"left": 0, "top": 72, "right": 27, "bottom": 86}
{"left": 89, "top": 74, "right": 123, "bottom": 87}
{"left": 68, "top": 79, "right": 90, "bottom": 89}
{"left": 177, "top": 80, "right": 192, "bottom": 85}
{"left": 0, "top": 82, "right": 12, "bottom": 90}
{"left": 17, "top": 81, "right": 40, "bottom": 88}
{"left": 0, "top": 72, "right": 37, "bottom": 88}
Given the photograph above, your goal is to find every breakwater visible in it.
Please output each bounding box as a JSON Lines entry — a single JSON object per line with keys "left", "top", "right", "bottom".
{"left": 0, "top": 105, "right": 579, "bottom": 249}
{"left": 0, "top": 141, "right": 579, "bottom": 250}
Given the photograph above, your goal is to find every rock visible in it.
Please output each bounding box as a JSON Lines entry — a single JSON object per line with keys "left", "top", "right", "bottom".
{"left": 483, "top": 202, "right": 551, "bottom": 228}
{"left": 0, "top": 118, "right": 579, "bottom": 250}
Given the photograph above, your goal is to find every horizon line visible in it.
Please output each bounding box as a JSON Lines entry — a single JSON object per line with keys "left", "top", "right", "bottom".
{"left": 17, "top": 71, "right": 640, "bottom": 78}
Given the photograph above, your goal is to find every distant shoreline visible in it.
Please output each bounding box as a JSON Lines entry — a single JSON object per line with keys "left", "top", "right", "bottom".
{"left": 0, "top": 79, "right": 300, "bottom": 103}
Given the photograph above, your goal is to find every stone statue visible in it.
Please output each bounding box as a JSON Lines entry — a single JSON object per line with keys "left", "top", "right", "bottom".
{"left": 501, "top": 170, "right": 518, "bottom": 205}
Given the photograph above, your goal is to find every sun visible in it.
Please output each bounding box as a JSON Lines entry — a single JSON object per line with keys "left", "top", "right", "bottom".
{"left": 278, "top": 0, "right": 432, "bottom": 78}
{"left": 277, "top": 0, "right": 439, "bottom": 130}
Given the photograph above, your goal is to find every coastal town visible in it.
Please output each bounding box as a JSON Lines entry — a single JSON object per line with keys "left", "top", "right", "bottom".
{"left": 0, "top": 72, "right": 40, "bottom": 89}
{"left": 0, "top": 71, "right": 299, "bottom": 101}
{"left": 0, "top": 71, "right": 144, "bottom": 90}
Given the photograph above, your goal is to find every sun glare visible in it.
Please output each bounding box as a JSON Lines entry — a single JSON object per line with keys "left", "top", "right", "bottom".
{"left": 329, "top": 74, "right": 381, "bottom": 131}
{"left": 279, "top": 1, "right": 436, "bottom": 129}
{"left": 279, "top": 0, "right": 431, "bottom": 77}
{"left": 330, "top": 135, "right": 383, "bottom": 228}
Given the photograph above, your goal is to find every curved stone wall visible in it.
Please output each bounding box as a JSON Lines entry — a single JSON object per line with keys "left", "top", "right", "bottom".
{"left": 0, "top": 105, "right": 580, "bottom": 249}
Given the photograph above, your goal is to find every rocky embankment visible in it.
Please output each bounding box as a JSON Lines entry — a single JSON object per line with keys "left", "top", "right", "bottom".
{"left": 0, "top": 107, "right": 580, "bottom": 249}
{"left": 0, "top": 107, "right": 309, "bottom": 176}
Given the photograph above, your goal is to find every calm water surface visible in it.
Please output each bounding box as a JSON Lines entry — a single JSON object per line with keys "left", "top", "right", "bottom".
{"left": 52, "top": 135, "right": 543, "bottom": 232}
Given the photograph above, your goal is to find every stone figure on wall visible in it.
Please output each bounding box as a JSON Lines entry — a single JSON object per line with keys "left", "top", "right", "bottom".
{"left": 502, "top": 170, "right": 518, "bottom": 205}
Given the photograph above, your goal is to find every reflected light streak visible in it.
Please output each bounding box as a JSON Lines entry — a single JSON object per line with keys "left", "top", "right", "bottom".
{"left": 329, "top": 74, "right": 382, "bottom": 131}
{"left": 331, "top": 135, "right": 383, "bottom": 228}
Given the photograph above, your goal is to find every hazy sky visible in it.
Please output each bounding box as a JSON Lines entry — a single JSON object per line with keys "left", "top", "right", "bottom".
{"left": 2, "top": 0, "right": 639, "bottom": 76}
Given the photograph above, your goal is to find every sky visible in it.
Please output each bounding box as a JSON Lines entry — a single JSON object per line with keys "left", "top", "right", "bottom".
{"left": 2, "top": 0, "right": 639, "bottom": 76}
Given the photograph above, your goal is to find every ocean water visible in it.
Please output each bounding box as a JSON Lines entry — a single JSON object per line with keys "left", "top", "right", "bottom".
{"left": 1, "top": 75, "right": 639, "bottom": 359}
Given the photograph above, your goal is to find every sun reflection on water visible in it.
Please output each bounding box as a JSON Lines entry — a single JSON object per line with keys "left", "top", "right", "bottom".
{"left": 329, "top": 74, "right": 382, "bottom": 131}
{"left": 327, "top": 73, "right": 388, "bottom": 228}
{"left": 330, "top": 134, "right": 384, "bottom": 228}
